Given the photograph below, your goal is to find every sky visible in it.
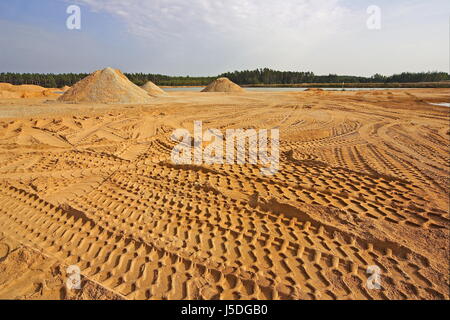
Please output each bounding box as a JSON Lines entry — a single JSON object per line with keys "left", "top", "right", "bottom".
{"left": 0, "top": 0, "right": 449, "bottom": 76}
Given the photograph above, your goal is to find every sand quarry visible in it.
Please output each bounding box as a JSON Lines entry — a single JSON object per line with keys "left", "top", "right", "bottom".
{"left": 0, "top": 70, "right": 448, "bottom": 300}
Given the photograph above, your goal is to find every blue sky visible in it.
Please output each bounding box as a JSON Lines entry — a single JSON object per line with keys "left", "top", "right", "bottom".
{"left": 0, "top": 0, "right": 448, "bottom": 76}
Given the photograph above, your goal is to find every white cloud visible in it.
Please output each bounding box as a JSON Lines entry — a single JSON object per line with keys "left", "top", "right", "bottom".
{"left": 76, "top": 0, "right": 349, "bottom": 40}
{"left": 3, "top": 0, "right": 447, "bottom": 75}
{"left": 73, "top": 0, "right": 354, "bottom": 73}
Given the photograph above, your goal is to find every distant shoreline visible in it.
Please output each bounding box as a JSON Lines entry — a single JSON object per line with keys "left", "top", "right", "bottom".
{"left": 161, "top": 82, "right": 450, "bottom": 89}
{"left": 241, "top": 82, "right": 450, "bottom": 89}
{"left": 160, "top": 85, "right": 204, "bottom": 88}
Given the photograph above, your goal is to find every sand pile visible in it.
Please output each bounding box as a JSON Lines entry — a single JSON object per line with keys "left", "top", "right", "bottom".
{"left": 201, "top": 77, "right": 245, "bottom": 93}
{"left": 58, "top": 67, "right": 153, "bottom": 104}
{"left": 0, "top": 83, "right": 60, "bottom": 99}
{"left": 141, "top": 81, "right": 167, "bottom": 97}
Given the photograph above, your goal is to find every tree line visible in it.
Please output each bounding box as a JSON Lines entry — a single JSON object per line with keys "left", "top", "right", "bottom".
{"left": 0, "top": 69, "right": 448, "bottom": 88}
{"left": 220, "top": 69, "right": 449, "bottom": 85}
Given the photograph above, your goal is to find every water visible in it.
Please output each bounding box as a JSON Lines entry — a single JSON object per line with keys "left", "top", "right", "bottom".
{"left": 244, "top": 87, "right": 409, "bottom": 92}
{"left": 428, "top": 102, "right": 450, "bottom": 107}
{"left": 164, "top": 87, "right": 204, "bottom": 92}
{"left": 163, "top": 87, "right": 416, "bottom": 92}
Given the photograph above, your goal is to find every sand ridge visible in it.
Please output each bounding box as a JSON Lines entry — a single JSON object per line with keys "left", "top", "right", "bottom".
{"left": 0, "top": 88, "right": 448, "bottom": 300}
{"left": 0, "top": 83, "right": 60, "bottom": 99}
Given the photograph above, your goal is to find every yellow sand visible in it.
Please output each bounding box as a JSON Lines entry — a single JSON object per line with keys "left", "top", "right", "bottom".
{"left": 0, "top": 83, "right": 60, "bottom": 99}
{"left": 58, "top": 67, "right": 153, "bottom": 104}
{"left": 141, "top": 81, "right": 167, "bottom": 97}
{"left": 0, "top": 88, "right": 448, "bottom": 300}
{"left": 201, "top": 77, "right": 245, "bottom": 92}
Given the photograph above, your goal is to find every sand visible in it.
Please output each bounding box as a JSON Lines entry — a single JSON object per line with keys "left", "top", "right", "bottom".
{"left": 0, "top": 88, "right": 448, "bottom": 300}
{"left": 201, "top": 77, "right": 245, "bottom": 92}
{"left": 58, "top": 67, "right": 153, "bottom": 104}
{"left": 305, "top": 88, "right": 324, "bottom": 92}
{"left": 0, "top": 83, "right": 60, "bottom": 99}
{"left": 141, "top": 81, "right": 167, "bottom": 97}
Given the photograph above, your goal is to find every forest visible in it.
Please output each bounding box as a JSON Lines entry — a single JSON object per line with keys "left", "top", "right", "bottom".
{"left": 0, "top": 69, "right": 448, "bottom": 88}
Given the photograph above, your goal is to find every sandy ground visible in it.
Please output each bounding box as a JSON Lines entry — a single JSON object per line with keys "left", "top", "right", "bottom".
{"left": 0, "top": 89, "right": 449, "bottom": 300}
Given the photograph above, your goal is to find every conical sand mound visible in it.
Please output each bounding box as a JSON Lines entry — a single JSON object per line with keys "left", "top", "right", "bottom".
{"left": 58, "top": 67, "right": 153, "bottom": 104}
{"left": 141, "top": 81, "right": 167, "bottom": 97}
{"left": 201, "top": 77, "right": 244, "bottom": 93}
